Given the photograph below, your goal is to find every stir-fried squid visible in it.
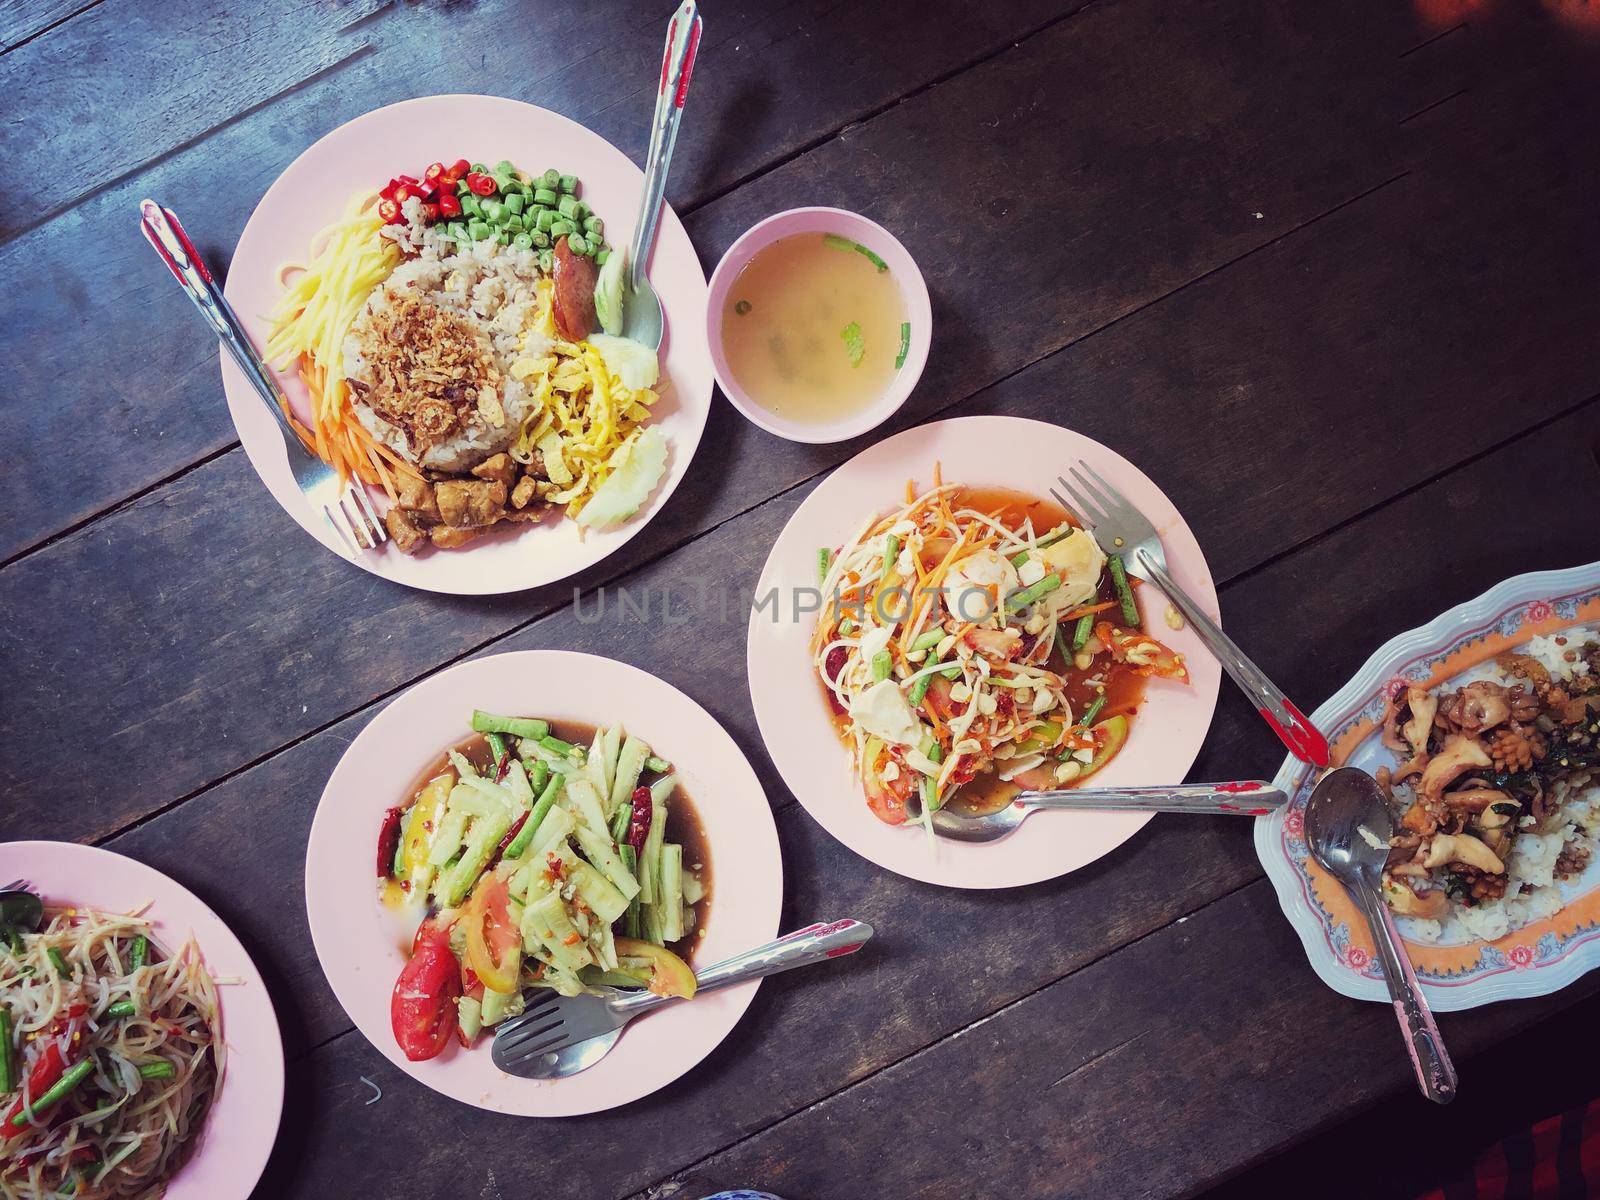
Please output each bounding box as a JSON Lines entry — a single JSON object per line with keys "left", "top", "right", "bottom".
{"left": 0, "top": 908, "right": 220, "bottom": 1200}
{"left": 812, "top": 476, "right": 1188, "bottom": 831}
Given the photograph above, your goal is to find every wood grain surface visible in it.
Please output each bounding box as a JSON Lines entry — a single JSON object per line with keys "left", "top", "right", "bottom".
{"left": 3, "top": 1, "right": 1599, "bottom": 1197}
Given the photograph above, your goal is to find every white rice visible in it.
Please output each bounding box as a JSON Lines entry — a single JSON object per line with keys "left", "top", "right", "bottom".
{"left": 1524, "top": 627, "right": 1599, "bottom": 682}
{"left": 346, "top": 207, "right": 547, "bottom": 473}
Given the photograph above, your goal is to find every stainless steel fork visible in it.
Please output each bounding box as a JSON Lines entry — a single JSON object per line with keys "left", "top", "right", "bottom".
{"left": 138, "top": 200, "right": 386, "bottom": 555}
{"left": 1053, "top": 459, "right": 1329, "bottom": 767}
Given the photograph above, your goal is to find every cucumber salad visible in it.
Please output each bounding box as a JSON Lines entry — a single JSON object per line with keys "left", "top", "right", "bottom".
{"left": 379, "top": 710, "right": 708, "bottom": 1062}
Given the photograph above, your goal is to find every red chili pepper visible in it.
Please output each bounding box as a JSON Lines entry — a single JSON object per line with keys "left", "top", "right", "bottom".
{"left": 627, "top": 786, "right": 653, "bottom": 854}
{"left": 423, "top": 162, "right": 446, "bottom": 186}
{"left": 392, "top": 183, "right": 416, "bottom": 205}
{"left": 450, "top": 158, "right": 471, "bottom": 178}
{"left": 437, "top": 192, "right": 462, "bottom": 219}
{"left": 395, "top": 174, "right": 419, "bottom": 187}
{"left": 377, "top": 198, "right": 402, "bottom": 225}
{"left": 493, "top": 811, "right": 528, "bottom": 862}
{"left": 415, "top": 178, "right": 437, "bottom": 200}
{"left": 466, "top": 172, "right": 496, "bottom": 197}
{"left": 4, "top": 1042, "right": 66, "bottom": 1127}
{"left": 376, "top": 806, "right": 404, "bottom": 877}
{"left": 419, "top": 202, "right": 440, "bottom": 223}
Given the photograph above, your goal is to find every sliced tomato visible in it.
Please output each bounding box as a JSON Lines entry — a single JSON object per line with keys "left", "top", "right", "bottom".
{"left": 864, "top": 756, "right": 914, "bottom": 826}
{"left": 391, "top": 922, "right": 461, "bottom": 1061}
{"left": 614, "top": 938, "right": 697, "bottom": 998}
{"left": 463, "top": 874, "right": 521, "bottom": 994}
{"left": 922, "top": 674, "right": 964, "bottom": 721}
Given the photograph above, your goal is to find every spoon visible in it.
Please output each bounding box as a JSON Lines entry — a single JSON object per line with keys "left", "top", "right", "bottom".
{"left": 930, "top": 781, "right": 1287, "bottom": 844}
{"left": 620, "top": 0, "right": 701, "bottom": 351}
{"left": 0, "top": 886, "right": 43, "bottom": 933}
{"left": 1304, "top": 766, "right": 1457, "bottom": 1104}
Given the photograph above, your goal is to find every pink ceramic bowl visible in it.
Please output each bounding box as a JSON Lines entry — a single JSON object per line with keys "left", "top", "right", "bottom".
{"left": 706, "top": 207, "right": 932, "bottom": 443}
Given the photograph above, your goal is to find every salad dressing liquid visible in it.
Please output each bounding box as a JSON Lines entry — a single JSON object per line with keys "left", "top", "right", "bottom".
{"left": 720, "top": 233, "right": 907, "bottom": 424}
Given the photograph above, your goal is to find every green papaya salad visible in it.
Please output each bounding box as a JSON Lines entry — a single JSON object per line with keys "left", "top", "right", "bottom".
{"left": 379, "top": 710, "right": 709, "bottom": 1061}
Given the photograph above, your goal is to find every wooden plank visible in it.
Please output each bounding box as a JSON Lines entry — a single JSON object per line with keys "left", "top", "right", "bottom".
{"left": 98, "top": 403, "right": 1600, "bottom": 1197}
{"left": 0, "top": 0, "right": 386, "bottom": 227}
{"left": 4, "top": 51, "right": 1594, "bottom": 847}
{"left": 0, "top": 0, "right": 1068, "bottom": 557}
{"left": 646, "top": 883, "right": 1600, "bottom": 1200}
{"left": 0, "top": 0, "right": 1466, "bottom": 558}
{"left": 0, "top": 0, "right": 92, "bottom": 51}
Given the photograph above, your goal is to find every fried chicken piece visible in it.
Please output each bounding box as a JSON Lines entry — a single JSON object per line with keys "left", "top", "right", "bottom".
{"left": 436, "top": 479, "right": 508, "bottom": 528}
{"left": 395, "top": 472, "right": 439, "bottom": 522}
{"left": 429, "top": 525, "right": 482, "bottom": 550}
{"left": 385, "top": 507, "right": 429, "bottom": 555}
{"left": 503, "top": 502, "right": 556, "bottom": 524}
{"left": 510, "top": 475, "right": 540, "bottom": 510}
{"left": 471, "top": 453, "right": 518, "bottom": 488}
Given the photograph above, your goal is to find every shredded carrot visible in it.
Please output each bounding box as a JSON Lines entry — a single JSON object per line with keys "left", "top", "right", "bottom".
{"left": 290, "top": 352, "right": 421, "bottom": 497}
{"left": 1061, "top": 601, "right": 1116, "bottom": 620}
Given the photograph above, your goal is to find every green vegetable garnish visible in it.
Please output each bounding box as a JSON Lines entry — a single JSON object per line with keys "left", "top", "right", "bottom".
{"left": 823, "top": 232, "right": 889, "bottom": 272}
{"left": 895, "top": 321, "right": 910, "bottom": 368}
{"left": 842, "top": 322, "right": 865, "bottom": 367}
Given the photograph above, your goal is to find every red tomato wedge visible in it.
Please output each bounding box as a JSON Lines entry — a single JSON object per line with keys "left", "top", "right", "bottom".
{"left": 391, "top": 921, "right": 461, "bottom": 1061}
{"left": 4, "top": 1041, "right": 67, "bottom": 1127}
{"left": 463, "top": 874, "right": 521, "bottom": 995}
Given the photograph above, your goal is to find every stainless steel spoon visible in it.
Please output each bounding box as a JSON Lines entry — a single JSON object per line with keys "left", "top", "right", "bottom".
{"left": 1304, "top": 766, "right": 1457, "bottom": 1104}
{"left": 619, "top": 0, "right": 701, "bottom": 350}
{"left": 930, "top": 781, "right": 1287, "bottom": 843}
{"left": 0, "top": 886, "right": 43, "bottom": 932}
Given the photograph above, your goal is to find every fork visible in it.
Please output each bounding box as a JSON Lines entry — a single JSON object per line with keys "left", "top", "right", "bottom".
{"left": 492, "top": 918, "right": 873, "bottom": 1077}
{"left": 138, "top": 200, "right": 386, "bottom": 555}
{"left": 1053, "top": 460, "right": 1329, "bottom": 767}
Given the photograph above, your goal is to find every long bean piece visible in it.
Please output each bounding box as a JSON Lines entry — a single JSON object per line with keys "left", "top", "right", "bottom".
{"left": 129, "top": 935, "right": 148, "bottom": 971}
{"left": 470, "top": 711, "right": 550, "bottom": 740}
{"left": 1005, "top": 573, "right": 1061, "bottom": 613}
{"left": 1070, "top": 612, "right": 1095, "bottom": 652}
{"left": 1107, "top": 554, "right": 1140, "bottom": 628}
{"left": 0, "top": 1008, "right": 14, "bottom": 1093}
{"left": 11, "top": 1058, "right": 95, "bottom": 1127}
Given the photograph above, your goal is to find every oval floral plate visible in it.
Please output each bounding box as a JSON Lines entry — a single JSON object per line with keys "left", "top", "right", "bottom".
{"left": 0, "top": 842, "right": 284, "bottom": 1199}
{"left": 224, "top": 94, "right": 713, "bottom": 595}
{"left": 747, "top": 415, "right": 1222, "bottom": 889}
{"left": 304, "top": 651, "right": 783, "bottom": 1115}
{"left": 1256, "top": 561, "right": 1600, "bottom": 1011}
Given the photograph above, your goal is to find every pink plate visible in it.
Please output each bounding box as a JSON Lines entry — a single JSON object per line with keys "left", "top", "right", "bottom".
{"left": 746, "top": 415, "right": 1223, "bottom": 889}
{"left": 223, "top": 94, "right": 714, "bottom": 595}
{"left": 304, "top": 651, "right": 783, "bottom": 1114}
{"left": 0, "top": 841, "right": 284, "bottom": 1198}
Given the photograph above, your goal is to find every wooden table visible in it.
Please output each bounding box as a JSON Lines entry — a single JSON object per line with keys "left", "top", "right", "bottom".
{"left": 4, "top": 2, "right": 1599, "bottom": 1196}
